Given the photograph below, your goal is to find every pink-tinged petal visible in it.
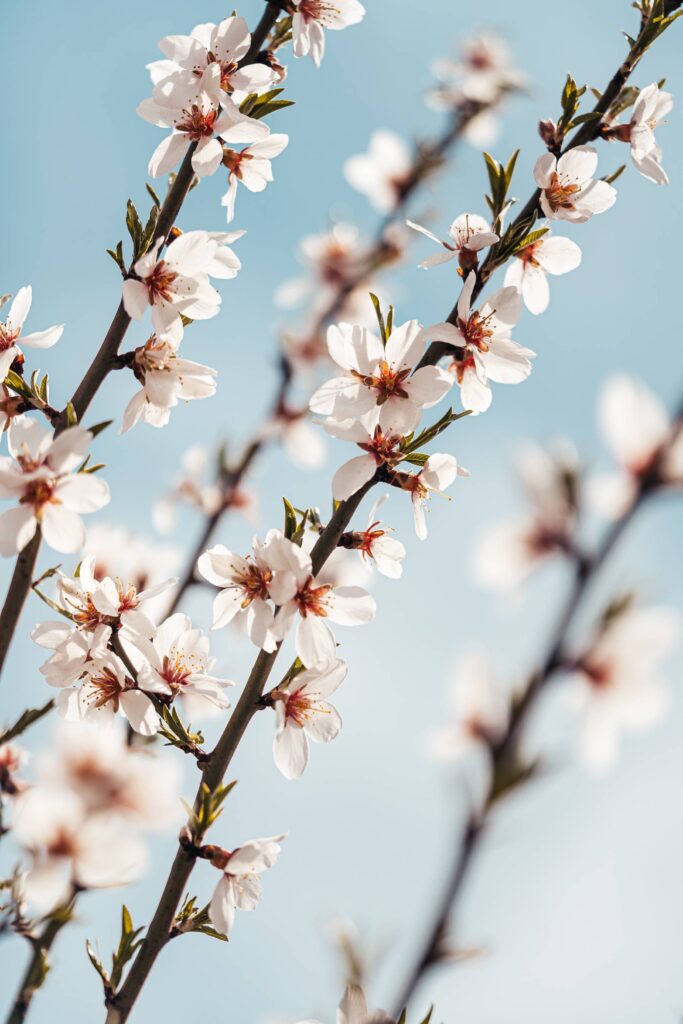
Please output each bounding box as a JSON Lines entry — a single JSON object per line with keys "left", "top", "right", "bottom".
{"left": 371, "top": 535, "right": 406, "bottom": 579}
{"left": 332, "top": 454, "right": 377, "bottom": 501}
{"left": 209, "top": 875, "right": 236, "bottom": 934}
{"left": 122, "top": 279, "right": 150, "bottom": 320}
{"left": 120, "top": 691, "right": 159, "bottom": 736}
{"left": 533, "top": 152, "right": 557, "bottom": 189}
{"left": 40, "top": 506, "right": 85, "bottom": 553}
{"left": 192, "top": 137, "right": 223, "bottom": 178}
{"left": 0, "top": 505, "right": 37, "bottom": 556}
{"left": 327, "top": 586, "right": 375, "bottom": 626}
{"left": 537, "top": 235, "right": 582, "bottom": 275}
{"left": 273, "top": 722, "right": 309, "bottom": 779}
{"left": 420, "top": 249, "right": 458, "bottom": 269}
{"left": 309, "top": 376, "right": 363, "bottom": 416}
{"left": 19, "top": 324, "right": 64, "bottom": 349}
{"left": 521, "top": 265, "right": 550, "bottom": 315}
{"left": 7, "top": 286, "right": 32, "bottom": 331}
{"left": 557, "top": 144, "right": 598, "bottom": 183}
{"left": 211, "top": 587, "right": 244, "bottom": 629}
{"left": 148, "top": 132, "right": 188, "bottom": 178}
{"left": 384, "top": 319, "right": 424, "bottom": 370}
{"left": 483, "top": 338, "right": 535, "bottom": 384}
{"left": 296, "top": 616, "right": 336, "bottom": 667}
{"left": 422, "top": 453, "right": 460, "bottom": 491}
{"left": 407, "top": 365, "right": 453, "bottom": 407}
{"left": 56, "top": 474, "right": 109, "bottom": 513}
{"left": 459, "top": 365, "right": 492, "bottom": 414}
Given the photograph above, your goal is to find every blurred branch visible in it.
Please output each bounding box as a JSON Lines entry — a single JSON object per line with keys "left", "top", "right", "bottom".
{"left": 4, "top": 894, "right": 77, "bottom": 1024}
{"left": 390, "top": 405, "right": 683, "bottom": 1017}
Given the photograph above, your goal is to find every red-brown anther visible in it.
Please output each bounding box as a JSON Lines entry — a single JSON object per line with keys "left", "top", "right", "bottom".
{"left": 0, "top": 324, "right": 19, "bottom": 351}
{"left": 602, "top": 123, "right": 632, "bottom": 144}
{"left": 161, "top": 654, "right": 191, "bottom": 690}
{"left": 297, "top": 0, "right": 342, "bottom": 24}
{"left": 544, "top": 172, "right": 581, "bottom": 212}
{"left": 358, "top": 424, "right": 402, "bottom": 466}
{"left": 351, "top": 360, "right": 411, "bottom": 406}
{"left": 276, "top": 688, "right": 316, "bottom": 727}
{"left": 222, "top": 148, "right": 253, "bottom": 179}
{"left": 517, "top": 241, "right": 542, "bottom": 268}
{"left": 458, "top": 311, "right": 494, "bottom": 353}
{"left": 86, "top": 668, "right": 123, "bottom": 711}
{"left": 47, "top": 828, "right": 78, "bottom": 858}
{"left": 175, "top": 105, "right": 218, "bottom": 140}
{"left": 359, "top": 521, "right": 386, "bottom": 559}
{"left": 234, "top": 562, "right": 272, "bottom": 608}
{"left": 295, "top": 578, "right": 332, "bottom": 618}
{"left": 144, "top": 261, "right": 178, "bottom": 303}
{"left": 458, "top": 247, "right": 480, "bottom": 274}
{"left": 20, "top": 477, "right": 57, "bottom": 511}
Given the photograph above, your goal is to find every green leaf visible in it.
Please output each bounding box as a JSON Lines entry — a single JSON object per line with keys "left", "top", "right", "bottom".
{"left": 511, "top": 227, "right": 549, "bottom": 254}
{"left": 86, "top": 939, "right": 110, "bottom": 989}
{"left": 64, "top": 401, "right": 78, "bottom": 427}
{"left": 86, "top": 420, "right": 114, "bottom": 439}
{"left": 283, "top": 497, "right": 297, "bottom": 540}
{"left": 602, "top": 163, "right": 626, "bottom": 185}
{"left": 369, "top": 293, "right": 387, "bottom": 343}
{"left": 0, "top": 699, "right": 54, "bottom": 745}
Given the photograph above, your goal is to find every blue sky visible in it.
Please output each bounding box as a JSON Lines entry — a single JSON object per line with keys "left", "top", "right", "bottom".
{"left": 1, "top": 2, "right": 683, "bottom": 1022}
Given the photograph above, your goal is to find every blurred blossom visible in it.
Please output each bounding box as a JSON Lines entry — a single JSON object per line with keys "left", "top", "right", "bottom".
{"left": 472, "top": 440, "right": 580, "bottom": 593}
{"left": 275, "top": 223, "right": 367, "bottom": 310}
{"left": 566, "top": 604, "right": 680, "bottom": 772}
{"left": 343, "top": 131, "right": 412, "bottom": 214}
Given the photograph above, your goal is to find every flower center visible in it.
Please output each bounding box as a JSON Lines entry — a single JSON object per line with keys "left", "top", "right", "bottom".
{"left": 20, "top": 476, "right": 57, "bottom": 511}
{"left": 83, "top": 668, "right": 123, "bottom": 711}
{"left": 352, "top": 360, "right": 411, "bottom": 405}
{"left": 47, "top": 827, "right": 78, "bottom": 858}
{"left": 234, "top": 562, "right": 272, "bottom": 607}
{"left": 295, "top": 578, "right": 332, "bottom": 618}
{"left": 297, "top": 0, "right": 341, "bottom": 25}
{"left": 144, "top": 262, "right": 178, "bottom": 304}
{"left": 359, "top": 522, "right": 386, "bottom": 558}
{"left": 283, "top": 689, "right": 316, "bottom": 727}
{"left": 174, "top": 104, "right": 218, "bottom": 140}
{"left": 518, "top": 241, "right": 541, "bottom": 267}
{"left": 545, "top": 172, "right": 581, "bottom": 211}
{"left": 459, "top": 311, "right": 493, "bottom": 352}
{"left": 0, "top": 323, "right": 19, "bottom": 351}
{"left": 222, "top": 148, "right": 253, "bottom": 179}
{"left": 358, "top": 424, "right": 403, "bottom": 465}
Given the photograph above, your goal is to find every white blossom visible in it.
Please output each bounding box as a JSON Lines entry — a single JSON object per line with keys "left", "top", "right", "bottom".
{"left": 343, "top": 130, "right": 411, "bottom": 214}
{"left": 221, "top": 133, "right": 290, "bottom": 223}
{"left": 147, "top": 16, "right": 278, "bottom": 101}
{"left": 295, "top": 983, "right": 394, "bottom": 1024}
{"left": 324, "top": 411, "right": 404, "bottom": 501}
{"left": 504, "top": 233, "right": 581, "bottom": 315}
{"left": 121, "top": 322, "right": 217, "bottom": 433}
{"left": 407, "top": 213, "right": 498, "bottom": 271}
{"left": 0, "top": 419, "right": 109, "bottom": 555}
{"left": 352, "top": 496, "right": 406, "bottom": 579}
{"left": 122, "top": 230, "right": 222, "bottom": 333}
{"left": 567, "top": 605, "right": 680, "bottom": 771}
{"left": 534, "top": 146, "right": 617, "bottom": 223}
{"left": 0, "top": 286, "right": 63, "bottom": 380}
{"left": 268, "top": 533, "right": 376, "bottom": 667}
{"left": 309, "top": 319, "right": 453, "bottom": 434}
{"left": 131, "top": 612, "right": 233, "bottom": 709}
{"left": 275, "top": 222, "right": 366, "bottom": 310}
{"left": 208, "top": 834, "right": 285, "bottom": 934}
{"left": 272, "top": 659, "right": 346, "bottom": 778}
{"left": 400, "top": 453, "right": 468, "bottom": 540}
{"left": 60, "top": 652, "right": 161, "bottom": 737}
{"left": 292, "top": 0, "right": 366, "bottom": 67}
{"left": 425, "top": 272, "right": 534, "bottom": 414}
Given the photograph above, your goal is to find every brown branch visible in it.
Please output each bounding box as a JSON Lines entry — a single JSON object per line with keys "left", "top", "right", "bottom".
{"left": 4, "top": 894, "right": 77, "bottom": 1024}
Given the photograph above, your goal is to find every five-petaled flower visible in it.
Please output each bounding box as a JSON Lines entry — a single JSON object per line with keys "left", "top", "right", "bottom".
{"left": 0, "top": 286, "right": 64, "bottom": 381}
{"left": 604, "top": 82, "right": 673, "bottom": 185}
{"left": 220, "top": 133, "right": 290, "bottom": 222}
{"left": 271, "top": 659, "right": 346, "bottom": 778}
{"left": 208, "top": 833, "right": 285, "bottom": 934}
{"left": 0, "top": 419, "right": 109, "bottom": 555}
{"left": 397, "top": 453, "right": 468, "bottom": 539}
{"left": 407, "top": 213, "right": 499, "bottom": 272}
{"left": 292, "top": 0, "right": 366, "bottom": 67}
{"left": 310, "top": 319, "right": 452, "bottom": 434}
{"left": 504, "top": 232, "right": 581, "bottom": 315}
{"left": 534, "top": 145, "right": 617, "bottom": 223}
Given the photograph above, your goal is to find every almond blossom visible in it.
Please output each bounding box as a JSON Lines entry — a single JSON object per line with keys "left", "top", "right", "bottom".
{"left": 268, "top": 534, "right": 376, "bottom": 667}
{"left": 344, "top": 130, "right": 412, "bottom": 214}
{"left": 197, "top": 532, "right": 286, "bottom": 651}
{"left": 0, "top": 740, "right": 28, "bottom": 797}
{"left": 271, "top": 659, "right": 346, "bottom": 779}
{"left": 130, "top": 613, "right": 233, "bottom": 709}
{"left": 121, "top": 322, "right": 217, "bottom": 433}
{"left": 534, "top": 146, "right": 617, "bottom": 223}
{"left": 309, "top": 319, "right": 453, "bottom": 434}
{"left": 567, "top": 605, "right": 680, "bottom": 771}
{"left": 208, "top": 834, "right": 285, "bottom": 934}
{"left": 398, "top": 453, "right": 468, "bottom": 540}
{"left": 504, "top": 233, "right": 581, "bottom": 315}
{"left": 59, "top": 652, "right": 161, "bottom": 736}
{"left": 296, "top": 983, "right": 395, "bottom": 1024}
{"left": 292, "top": 0, "right": 366, "bottom": 68}
{"left": 324, "top": 411, "right": 404, "bottom": 501}
{"left": 605, "top": 83, "right": 673, "bottom": 185}
{"left": 33, "top": 620, "right": 112, "bottom": 688}
{"left": 430, "top": 30, "right": 525, "bottom": 107}
{"left": 407, "top": 213, "right": 499, "bottom": 272}
{"left": 122, "top": 229, "right": 221, "bottom": 333}
{"left": 425, "top": 272, "right": 534, "bottom": 414}
{"left": 84, "top": 523, "right": 180, "bottom": 598}
{"left": 138, "top": 64, "right": 270, "bottom": 179}
{"left": 429, "top": 651, "right": 509, "bottom": 810}
{"left": 472, "top": 440, "right": 579, "bottom": 593}
{"left": 220, "top": 133, "right": 290, "bottom": 223}
{"left": 147, "top": 16, "right": 278, "bottom": 101}
{"left": 591, "top": 375, "right": 683, "bottom": 517}
{"left": 14, "top": 786, "right": 147, "bottom": 912}
{"left": 274, "top": 222, "right": 366, "bottom": 310}
{"left": 341, "top": 496, "right": 406, "bottom": 579}
{"left": 0, "top": 419, "right": 109, "bottom": 555}
{"left": 0, "top": 286, "right": 64, "bottom": 381}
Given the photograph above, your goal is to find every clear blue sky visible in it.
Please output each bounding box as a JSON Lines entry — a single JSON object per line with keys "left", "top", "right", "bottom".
{"left": 1, "top": 2, "right": 683, "bottom": 1022}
